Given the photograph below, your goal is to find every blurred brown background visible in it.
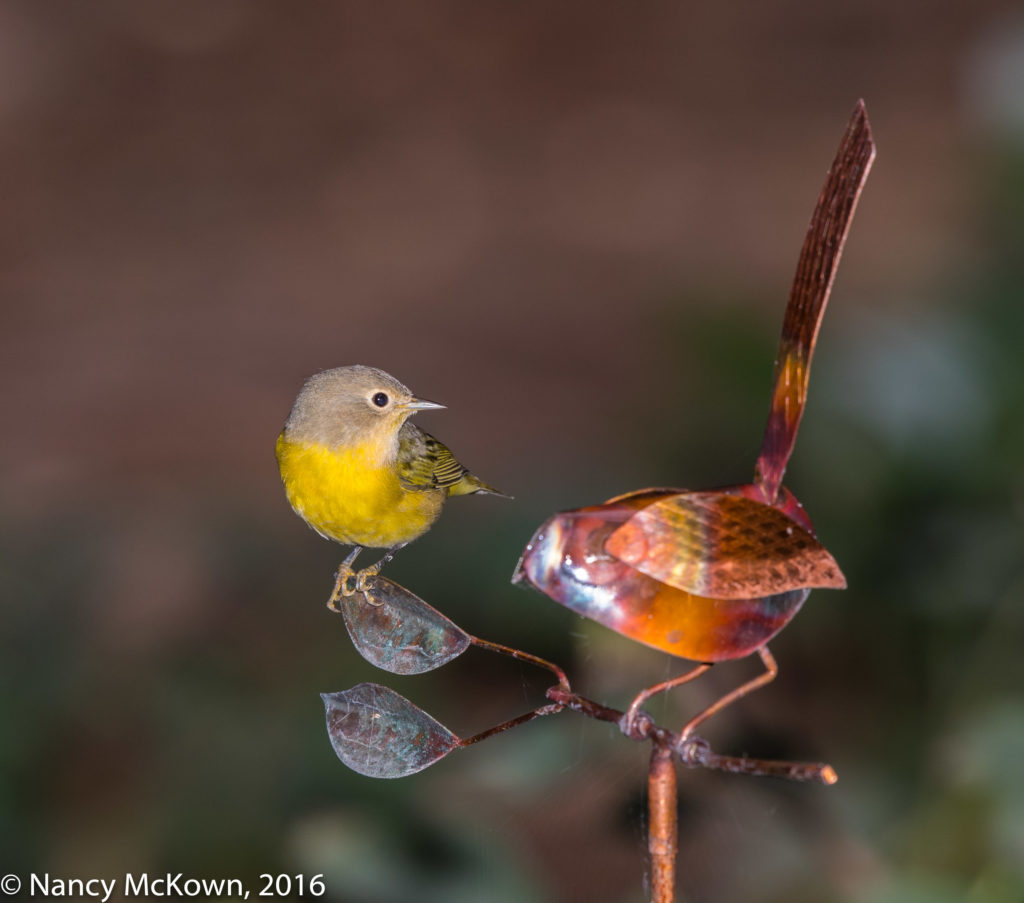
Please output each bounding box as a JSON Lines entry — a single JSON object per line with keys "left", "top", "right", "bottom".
{"left": 3, "top": 2, "right": 1024, "bottom": 901}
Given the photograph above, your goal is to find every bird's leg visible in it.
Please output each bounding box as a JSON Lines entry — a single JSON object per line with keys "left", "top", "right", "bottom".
{"left": 327, "top": 547, "right": 362, "bottom": 612}
{"left": 354, "top": 548, "right": 401, "bottom": 605}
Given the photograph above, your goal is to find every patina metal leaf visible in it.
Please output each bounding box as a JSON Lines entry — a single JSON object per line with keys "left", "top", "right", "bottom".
{"left": 338, "top": 577, "right": 471, "bottom": 674}
{"left": 322, "top": 683, "right": 460, "bottom": 779}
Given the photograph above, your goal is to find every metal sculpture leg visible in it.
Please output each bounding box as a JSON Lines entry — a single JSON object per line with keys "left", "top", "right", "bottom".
{"left": 621, "top": 662, "right": 713, "bottom": 739}
{"left": 679, "top": 645, "right": 778, "bottom": 740}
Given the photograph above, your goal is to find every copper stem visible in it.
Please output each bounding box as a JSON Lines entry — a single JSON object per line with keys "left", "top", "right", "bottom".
{"left": 648, "top": 744, "right": 678, "bottom": 903}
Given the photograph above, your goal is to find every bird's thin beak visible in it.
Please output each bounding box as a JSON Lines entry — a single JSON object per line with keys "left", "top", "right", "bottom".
{"left": 403, "top": 397, "right": 446, "bottom": 411}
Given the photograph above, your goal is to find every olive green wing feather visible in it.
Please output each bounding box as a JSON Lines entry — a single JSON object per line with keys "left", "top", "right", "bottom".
{"left": 397, "top": 423, "right": 510, "bottom": 498}
{"left": 397, "top": 424, "right": 466, "bottom": 490}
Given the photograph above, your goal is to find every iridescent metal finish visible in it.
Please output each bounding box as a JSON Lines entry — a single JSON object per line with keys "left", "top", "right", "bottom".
{"left": 607, "top": 492, "right": 845, "bottom": 599}
{"left": 512, "top": 488, "right": 811, "bottom": 662}
{"left": 515, "top": 102, "right": 876, "bottom": 663}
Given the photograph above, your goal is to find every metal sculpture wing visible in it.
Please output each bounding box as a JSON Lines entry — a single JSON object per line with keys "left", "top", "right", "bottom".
{"left": 605, "top": 492, "right": 846, "bottom": 598}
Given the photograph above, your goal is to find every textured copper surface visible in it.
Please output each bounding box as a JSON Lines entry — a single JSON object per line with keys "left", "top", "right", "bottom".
{"left": 606, "top": 491, "right": 846, "bottom": 598}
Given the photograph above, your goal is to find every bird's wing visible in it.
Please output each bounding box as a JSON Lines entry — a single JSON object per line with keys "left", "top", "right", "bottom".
{"left": 397, "top": 423, "right": 469, "bottom": 491}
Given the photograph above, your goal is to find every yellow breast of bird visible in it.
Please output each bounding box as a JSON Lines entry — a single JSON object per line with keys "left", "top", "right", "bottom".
{"left": 276, "top": 434, "right": 444, "bottom": 549}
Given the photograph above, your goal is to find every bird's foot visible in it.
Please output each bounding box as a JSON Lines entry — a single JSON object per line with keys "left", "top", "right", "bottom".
{"left": 354, "top": 566, "right": 383, "bottom": 606}
{"left": 327, "top": 566, "right": 384, "bottom": 609}
{"left": 326, "top": 548, "right": 391, "bottom": 610}
{"left": 327, "top": 547, "right": 367, "bottom": 612}
{"left": 326, "top": 566, "right": 358, "bottom": 612}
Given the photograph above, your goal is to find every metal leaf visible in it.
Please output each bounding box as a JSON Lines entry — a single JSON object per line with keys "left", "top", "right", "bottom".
{"left": 322, "top": 683, "right": 460, "bottom": 779}
{"left": 338, "top": 577, "right": 471, "bottom": 674}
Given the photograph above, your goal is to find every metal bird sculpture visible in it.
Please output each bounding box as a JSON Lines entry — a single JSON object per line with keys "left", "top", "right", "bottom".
{"left": 513, "top": 101, "right": 876, "bottom": 736}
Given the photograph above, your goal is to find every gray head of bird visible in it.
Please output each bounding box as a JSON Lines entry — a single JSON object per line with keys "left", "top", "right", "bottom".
{"left": 283, "top": 365, "right": 444, "bottom": 450}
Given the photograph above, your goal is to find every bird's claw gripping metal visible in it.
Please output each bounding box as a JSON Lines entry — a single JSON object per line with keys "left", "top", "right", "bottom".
{"left": 327, "top": 564, "right": 383, "bottom": 610}
{"left": 354, "top": 566, "right": 383, "bottom": 605}
{"left": 326, "top": 566, "right": 354, "bottom": 612}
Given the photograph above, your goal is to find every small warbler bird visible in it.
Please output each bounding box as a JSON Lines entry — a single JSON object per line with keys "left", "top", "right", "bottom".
{"left": 276, "top": 365, "right": 508, "bottom": 606}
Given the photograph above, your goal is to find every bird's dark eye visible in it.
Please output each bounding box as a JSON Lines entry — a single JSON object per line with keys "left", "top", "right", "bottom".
{"left": 372, "top": 392, "right": 389, "bottom": 408}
